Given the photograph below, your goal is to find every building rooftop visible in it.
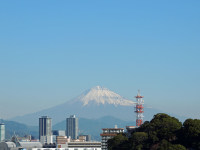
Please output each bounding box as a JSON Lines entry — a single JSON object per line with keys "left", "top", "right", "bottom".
{"left": 102, "top": 128, "right": 124, "bottom": 130}
{"left": 40, "top": 116, "right": 51, "bottom": 118}
{"left": 19, "top": 142, "right": 43, "bottom": 148}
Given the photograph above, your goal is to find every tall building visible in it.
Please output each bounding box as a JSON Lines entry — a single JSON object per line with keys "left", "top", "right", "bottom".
{"left": 66, "top": 115, "right": 78, "bottom": 140}
{"left": 39, "top": 116, "right": 52, "bottom": 141}
{"left": 0, "top": 123, "right": 5, "bottom": 142}
{"left": 100, "top": 126, "right": 124, "bottom": 150}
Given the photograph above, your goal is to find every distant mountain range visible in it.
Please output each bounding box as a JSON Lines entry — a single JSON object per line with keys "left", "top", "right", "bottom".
{"left": 1, "top": 116, "right": 135, "bottom": 141}
{"left": 3, "top": 114, "right": 187, "bottom": 141}
{"left": 0, "top": 119, "right": 38, "bottom": 140}
{"left": 53, "top": 116, "right": 135, "bottom": 141}
{"left": 12, "top": 86, "right": 166, "bottom": 126}
{"left": 3, "top": 86, "right": 188, "bottom": 141}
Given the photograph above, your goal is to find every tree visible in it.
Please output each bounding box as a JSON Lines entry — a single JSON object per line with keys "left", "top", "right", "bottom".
{"left": 131, "top": 132, "right": 148, "bottom": 145}
{"left": 158, "top": 139, "right": 171, "bottom": 150}
{"left": 148, "top": 113, "right": 182, "bottom": 141}
{"left": 130, "top": 132, "right": 148, "bottom": 149}
{"left": 180, "top": 119, "right": 200, "bottom": 149}
{"left": 171, "top": 144, "right": 186, "bottom": 150}
{"left": 107, "top": 133, "right": 128, "bottom": 150}
{"left": 106, "top": 113, "right": 200, "bottom": 150}
{"left": 158, "top": 140, "right": 186, "bottom": 150}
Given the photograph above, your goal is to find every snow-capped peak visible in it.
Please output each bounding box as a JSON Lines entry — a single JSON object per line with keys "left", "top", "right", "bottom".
{"left": 77, "top": 86, "right": 136, "bottom": 106}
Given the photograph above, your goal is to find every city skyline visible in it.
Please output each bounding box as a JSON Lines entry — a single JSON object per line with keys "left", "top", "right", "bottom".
{"left": 0, "top": 1, "right": 200, "bottom": 120}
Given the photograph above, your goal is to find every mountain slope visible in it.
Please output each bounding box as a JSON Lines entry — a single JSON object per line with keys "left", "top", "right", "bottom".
{"left": 0, "top": 119, "right": 38, "bottom": 139}
{"left": 76, "top": 86, "right": 135, "bottom": 106}
{"left": 11, "top": 86, "right": 176, "bottom": 126}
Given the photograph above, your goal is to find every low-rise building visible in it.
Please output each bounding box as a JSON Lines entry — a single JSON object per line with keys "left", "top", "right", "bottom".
{"left": 126, "top": 126, "right": 137, "bottom": 137}
{"left": 78, "top": 135, "right": 91, "bottom": 142}
{"left": 40, "top": 135, "right": 53, "bottom": 144}
{"left": 67, "top": 141, "right": 101, "bottom": 150}
{"left": 100, "top": 126, "right": 124, "bottom": 150}
{"left": 0, "top": 141, "right": 43, "bottom": 150}
{"left": 53, "top": 130, "right": 66, "bottom": 143}
{"left": 0, "top": 141, "right": 101, "bottom": 150}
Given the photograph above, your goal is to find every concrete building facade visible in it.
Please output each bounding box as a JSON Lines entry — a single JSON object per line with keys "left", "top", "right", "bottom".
{"left": 39, "top": 116, "right": 52, "bottom": 141}
{"left": 66, "top": 115, "right": 78, "bottom": 140}
{"left": 0, "top": 123, "right": 5, "bottom": 142}
{"left": 100, "top": 127, "right": 124, "bottom": 150}
{"left": 0, "top": 141, "right": 101, "bottom": 150}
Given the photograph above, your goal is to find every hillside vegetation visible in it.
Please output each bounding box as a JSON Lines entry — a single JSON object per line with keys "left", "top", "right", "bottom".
{"left": 108, "top": 113, "right": 200, "bottom": 150}
{"left": 0, "top": 119, "right": 38, "bottom": 139}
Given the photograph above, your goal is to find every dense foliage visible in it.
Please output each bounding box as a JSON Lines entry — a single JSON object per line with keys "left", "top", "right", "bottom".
{"left": 107, "top": 113, "right": 200, "bottom": 150}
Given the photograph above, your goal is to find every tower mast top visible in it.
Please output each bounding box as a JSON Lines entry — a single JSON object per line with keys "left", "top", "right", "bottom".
{"left": 135, "top": 90, "right": 144, "bottom": 98}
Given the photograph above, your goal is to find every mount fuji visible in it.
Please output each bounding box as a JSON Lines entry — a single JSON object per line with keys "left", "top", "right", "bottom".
{"left": 12, "top": 86, "right": 161, "bottom": 125}
{"left": 74, "top": 86, "right": 135, "bottom": 106}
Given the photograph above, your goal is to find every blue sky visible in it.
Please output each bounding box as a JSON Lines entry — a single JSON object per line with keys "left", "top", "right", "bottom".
{"left": 0, "top": 1, "right": 200, "bottom": 119}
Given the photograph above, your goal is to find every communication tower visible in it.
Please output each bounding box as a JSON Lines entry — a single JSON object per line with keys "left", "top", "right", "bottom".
{"left": 135, "top": 90, "right": 144, "bottom": 127}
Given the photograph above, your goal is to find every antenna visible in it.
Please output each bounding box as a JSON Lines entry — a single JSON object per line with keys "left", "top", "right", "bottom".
{"left": 135, "top": 90, "right": 144, "bottom": 127}
{"left": 12, "top": 132, "right": 21, "bottom": 147}
{"left": 137, "top": 89, "right": 140, "bottom": 96}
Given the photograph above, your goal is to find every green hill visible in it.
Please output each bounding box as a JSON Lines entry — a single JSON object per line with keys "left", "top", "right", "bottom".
{"left": 107, "top": 113, "right": 200, "bottom": 150}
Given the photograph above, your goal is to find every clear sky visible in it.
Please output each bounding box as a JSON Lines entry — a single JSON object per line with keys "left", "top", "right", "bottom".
{"left": 0, "top": 0, "right": 199, "bottom": 119}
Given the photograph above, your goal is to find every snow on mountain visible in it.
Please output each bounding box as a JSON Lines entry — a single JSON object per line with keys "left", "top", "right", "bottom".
{"left": 11, "top": 86, "right": 165, "bottom": 126}
{"left": 76, "top": 86, "right": 136, "bottom": 106}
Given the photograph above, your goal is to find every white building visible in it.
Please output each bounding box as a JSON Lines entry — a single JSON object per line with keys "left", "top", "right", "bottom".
{"left": 126, "top": 126, "right": 137, "bottom": 137}
{"left": 58, "top": 141, "right": 101, "bottom": 150}
{"left": 0, "top": 141, "right": 42, "bottom": 150}
{"left": 100, "top": 126, "right": 124, "bottom": 150}
{"left": 40, "top": 135, "right": 53, "bottom": 144}
{"left": 0, "top": 141, "right": 101, "bottom": 150}
{"left": 0, "top": 123, "right": 5, "bottom": 142}
{"left": 0, "top": 137, "right": 101, "bottom": 150}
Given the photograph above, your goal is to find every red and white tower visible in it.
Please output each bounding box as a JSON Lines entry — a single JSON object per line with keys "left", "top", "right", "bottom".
{"left": 135, "top": 90, "right": 144, "bottom": 127}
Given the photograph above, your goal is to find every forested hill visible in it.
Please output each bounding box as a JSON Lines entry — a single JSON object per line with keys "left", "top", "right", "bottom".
{"left": 108, "top": 113, "right": 200, "bottom": 150}
{"left": 0, "top": 119, "right": 38, "bottom": 139}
